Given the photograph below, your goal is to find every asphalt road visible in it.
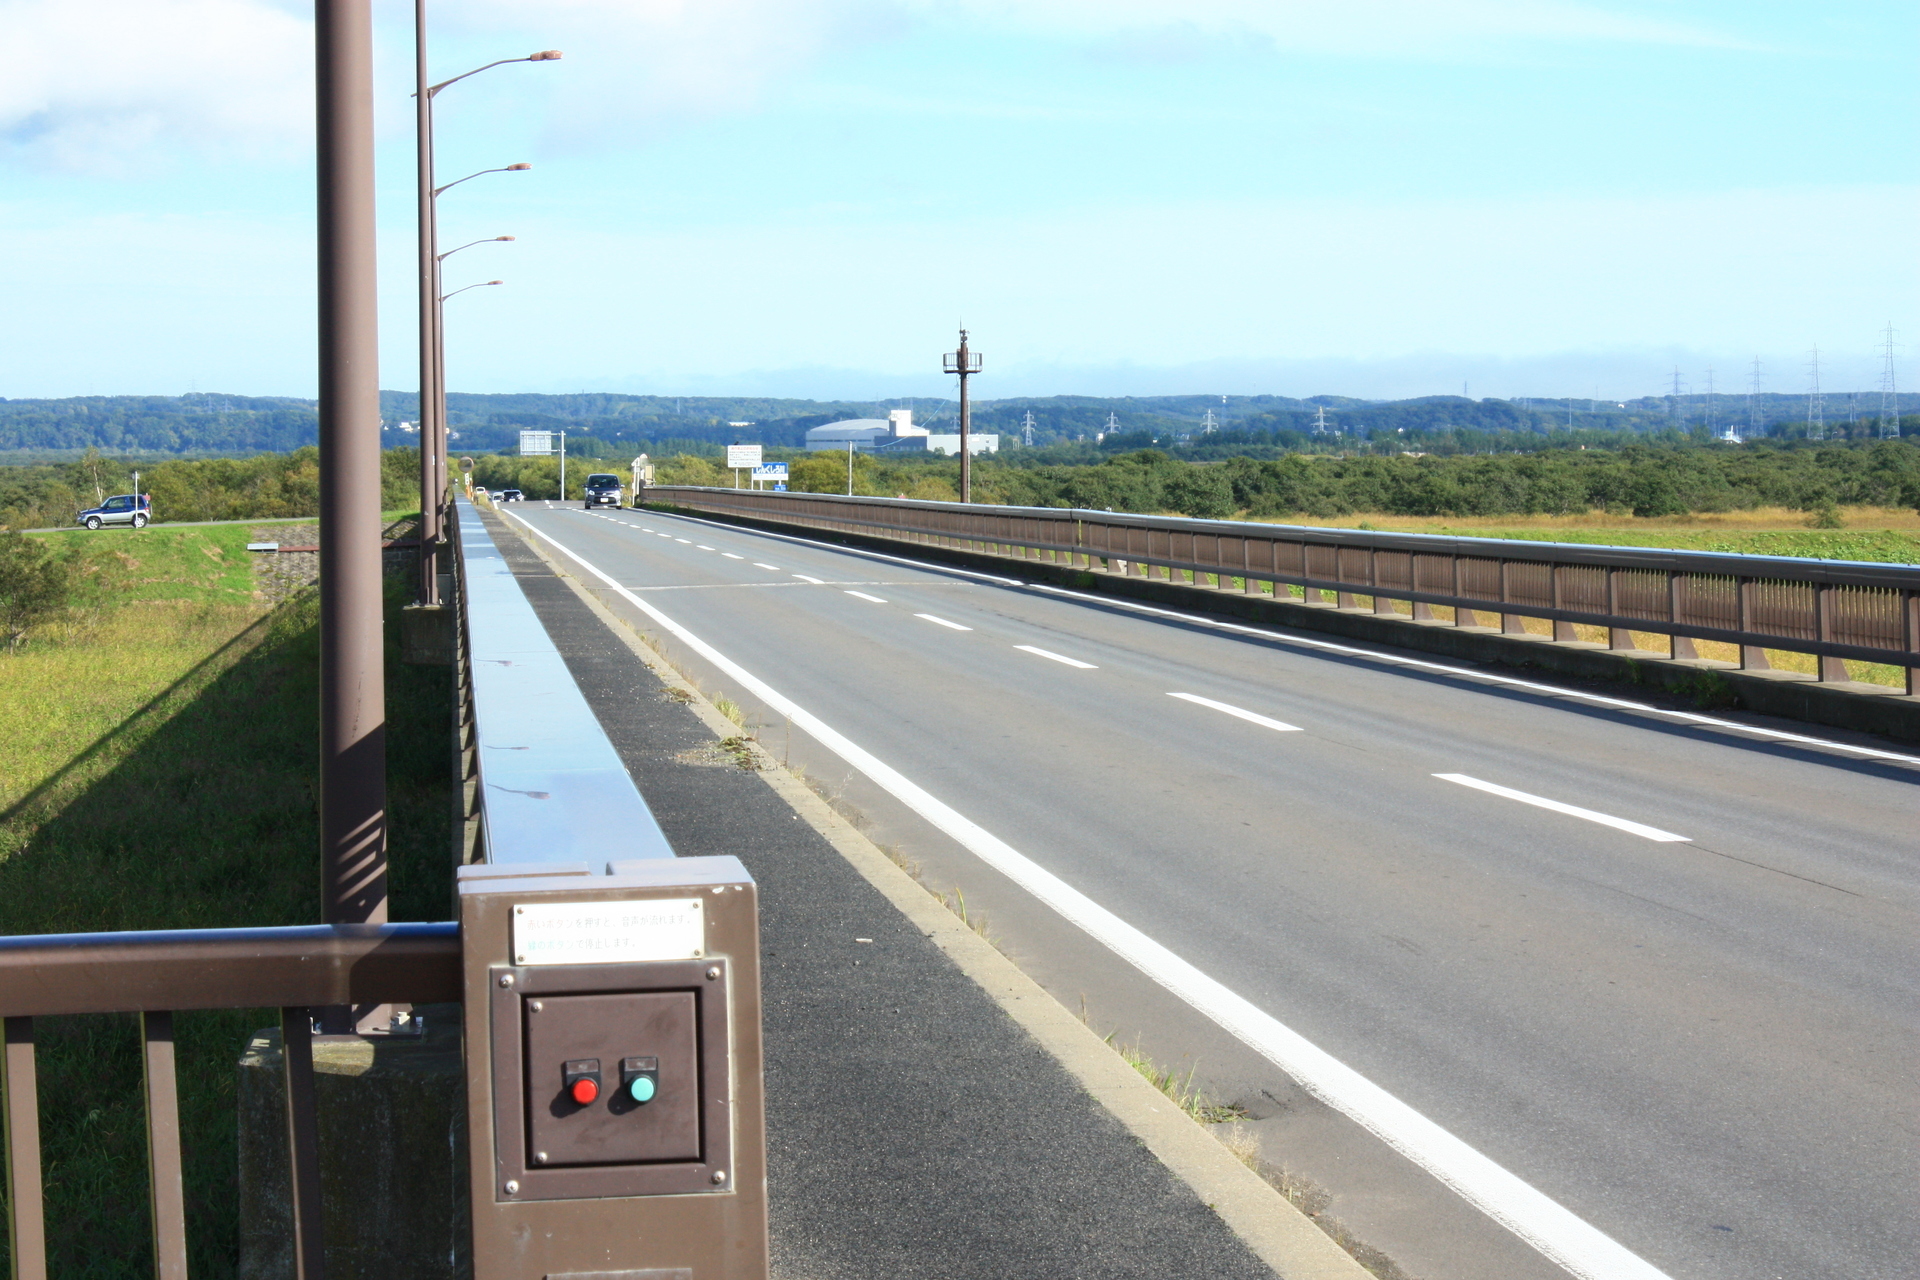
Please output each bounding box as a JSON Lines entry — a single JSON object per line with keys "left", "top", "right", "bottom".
{"left": 503, "top": 500, "right": 1918, "bottom": 1280}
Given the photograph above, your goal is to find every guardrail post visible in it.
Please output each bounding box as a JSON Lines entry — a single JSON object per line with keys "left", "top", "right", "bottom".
{"left": 142, "top": 1011, "right": 189, "bottom": 1280}
{"left": 3, "top": 1016, "right": 46, "bottom": 1280}
{"left": 1816, "top": 584, "right": 1848, "bottom": 682}
{"left": 1737, "top": 578, "right": 1770, "bottom": 669}
{"left": 1906, "top": 589, "right": 1918, "bottom": 696}
{"left": 280, "top": 1007, "right": 326, "bottom": 1280}
{"left": 1667, "top": 572, "right": 1698, "bottom": 659}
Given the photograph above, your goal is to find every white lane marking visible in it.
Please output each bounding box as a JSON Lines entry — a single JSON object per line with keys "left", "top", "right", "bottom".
{"left": 500, "top": 509, "right": 1677, "bottom": 1280}
{"left": 792, "top": 574, "right": 825, "bottom": 584}
{"left": 1434, "top": 774, "right": 1690, "bottom": 843}
{"left": 1015, "top": 644, "right": 1097, "bottom": 669}
{"left": 674, "top": 538, "right": 692, "bottom": 544}
{"left": 697, "top": 545, "right": 715, "bottom": 551}
{"left": 640, "top": 527, "right": 655, "bottom": 532}
{"left": 844, "top": 590, "right": 888, "bottom": 603}
{"left": 656, "top": 533, "right": 673, "bottom": 539}
{"left": 915, "top": 614, "right": 973, "bottom": 631}
{"left": 722, "top": 553, "right": 745, "bottom": 560}
{"left": 1167, "top": 692, "right": 1301, "bottom": 733}
{"left": 753, "top": 563, "right": 781, "bottom": 571}
{"left": 649, "top": 510, "right": 1920, "bottom": 768}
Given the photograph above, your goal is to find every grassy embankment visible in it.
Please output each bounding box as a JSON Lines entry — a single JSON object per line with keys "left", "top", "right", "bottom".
{"left": 1242, "top": 507, "right": 1920, "bottom": 687}
{"left": 0, "top": 521, "right": 450, "bottom": 1277}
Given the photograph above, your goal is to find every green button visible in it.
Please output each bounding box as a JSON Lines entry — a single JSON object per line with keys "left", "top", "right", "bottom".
{"left": 629, "top": 1077, "right": 656, "bottom": 1103}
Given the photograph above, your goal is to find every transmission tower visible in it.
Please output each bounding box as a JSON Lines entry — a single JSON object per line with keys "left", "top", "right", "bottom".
{"left": 1703, "top": 367, "right": 1716, "bottom": 438}
{"left": 1670, "top": 367, "right": 1686, "bottom": 424}
{"left": 1806, "top": 345, "right": 1824, "bottom": 441}
{"left": 1747, "top": 358, "right": 1763, "bottom": 437}
{"left": 1022, "top": 410, "right": 1036, "bottom": 447}
{"left": 1106, "top": 411, "right": 1119, "bottom": 434}
{"left": 1201, "top": 408, "right": 1218, "bottom": 434}
{"left": 1313, "top": 405, "right": 1330, "bottom": 435}
{"left": 1880, "top": 323, "right": 1901, "bottom": 439}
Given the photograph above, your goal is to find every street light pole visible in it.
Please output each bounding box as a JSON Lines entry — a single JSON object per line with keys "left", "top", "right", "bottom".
{"left": 412, "top": 21, "right": 558, "bottom": 605}
{"left": 942, "top": 328, "right": 983, "bottom": 503}
{"left": 315, "top": 0, "right": 387, "bottom": 1015}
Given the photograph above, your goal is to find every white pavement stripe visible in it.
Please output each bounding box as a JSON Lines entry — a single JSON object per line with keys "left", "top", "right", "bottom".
{"left": 651, "top": 513, "right": 1920, "bottom": 769}
{"left": 722, "top": 553, "right": 745, "bottom": 560}
{"left": 1015, "top": 644, "right": 1097, "bottom": 669}
{"left": 792, "top": 574, "right": 825, "bottom": 584}
{"left": 675, "top": 538, "right": 692, "bottom": 544}
{"left": 753, "top": 563, "right": 780, "bottom": 571}
{"left": 844, "top": 590, "right": 888, "bottom": 603}
{"left": 915, "top": 614, "right": 973, "bottom": 631}
{"left": 1433, "top": 774, "right": 1690, "bottom": 843}
{"left": 1166, "top": 692, "right": 1301, "bottom": 733}
{"left": 501, "top": 510, "right": 1677, "bottom": 1280}
{"left": 697, "top": 545, "right": 716, "bottom": 551}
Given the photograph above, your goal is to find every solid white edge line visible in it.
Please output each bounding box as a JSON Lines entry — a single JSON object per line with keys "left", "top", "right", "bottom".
{"left": 845, "top": 591, "right": 888, "bottom": 603}
{"left": 1015, "top": 644, "right": 1098, "bottom": 669}
{"left": 915, "top": 613, "right": 973, "bottom": 631}
{"left": 500, "top": 508, "right": 1675, "bottom": 1280}
{"left": 1434, "top": 774, "right": 1690, "bottom": 843}
{"left": 1167, "top": 692, "right": 1302, "bottom": 732}
{"left": 645, "top": 509, "right": 1920, "bottom": 767}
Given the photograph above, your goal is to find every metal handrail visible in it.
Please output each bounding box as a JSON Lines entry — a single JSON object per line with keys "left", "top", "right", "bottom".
{"left": 0, "top": 923, "right": 462, "bottom": 1280}
{"left": 453, "top": 495, "right": 676, "bottom": 866}
{"left": 649, "top": 487, "right": 1920, "bottom": 689}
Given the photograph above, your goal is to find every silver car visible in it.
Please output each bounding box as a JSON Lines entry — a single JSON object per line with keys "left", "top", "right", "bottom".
{"left": 76, "top": 494, "right": 152, "bottom": 530}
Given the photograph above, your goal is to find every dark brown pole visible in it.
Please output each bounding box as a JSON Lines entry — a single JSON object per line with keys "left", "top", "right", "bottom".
{"left": 957, "top": 329, "right": 971, "bottom": 504}
{"left": 315, "top": 0, "right": 388, "bottom": 958}
{"left": 414, "top": 0, "right": 440, "bottom": 605}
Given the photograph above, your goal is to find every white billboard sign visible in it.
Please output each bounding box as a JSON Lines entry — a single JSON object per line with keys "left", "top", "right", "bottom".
{"left": 752, "top": 463, "right": 788, "bottom": 481}
{"left": 726, "top": 444, "right": 763, "bottom": 469}
{"left": 519, "top": 430, "right": 555, "bottom": 456}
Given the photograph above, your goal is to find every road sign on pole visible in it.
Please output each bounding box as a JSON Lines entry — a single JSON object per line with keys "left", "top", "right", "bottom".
{"left": 725, "top": 444, "right": 763, "bottom": 469}
{"left": 751, "top": 463, "right": 787, "bottom": 490}
{"left": 520, "top": 430, "right": 555, "bottom": 456}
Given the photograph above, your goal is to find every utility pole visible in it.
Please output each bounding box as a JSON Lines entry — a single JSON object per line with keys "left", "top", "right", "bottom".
{"left": 1807, "top": 346, "right": 1825, "bottom": 441}
{"left": 942, "top": 328, "right": 982, "bottom": 502}
{"left": 1880, "top": 323, "right": 1902, "bottom": 440}
{"left": 315, "top": 0, "right": 388, "bottom": 1023}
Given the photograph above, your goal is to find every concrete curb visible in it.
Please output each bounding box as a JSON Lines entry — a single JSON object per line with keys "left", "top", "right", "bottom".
{"left": 647, "top": 501, "right": 1920, "bottom": 745}
{"left": 515, "top": 518, "right": 1372, "bottom": 1280}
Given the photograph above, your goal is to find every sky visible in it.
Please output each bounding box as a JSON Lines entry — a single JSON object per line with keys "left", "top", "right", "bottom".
{"left": 1, "top": 0, "right": 1914, "bottom": 403}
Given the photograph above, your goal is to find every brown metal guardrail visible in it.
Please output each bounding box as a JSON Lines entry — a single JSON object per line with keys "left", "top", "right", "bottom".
{"left": 0, "top": 922, "right": 461, "bottom": 1280}
{"left": 649, "top": 487, "right": 1920, "bottom": 694}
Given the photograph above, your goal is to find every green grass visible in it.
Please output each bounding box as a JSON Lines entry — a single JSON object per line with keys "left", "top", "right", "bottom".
{"left": 1423, "top": 526, "right": 1920, "bottom": 564}
{"left": 0, "top": 563, "right": 450, "bottom": 1275}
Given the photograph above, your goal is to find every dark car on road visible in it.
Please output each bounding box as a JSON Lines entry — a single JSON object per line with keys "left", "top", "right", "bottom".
{"left": 497, "top": 489, "right": 524, "bottom": 502}
{"left": 583, "top": 474, "right": 623, "bottom": 508}
{"left": 76, "top": 494, "right": 152, "bottom": 530}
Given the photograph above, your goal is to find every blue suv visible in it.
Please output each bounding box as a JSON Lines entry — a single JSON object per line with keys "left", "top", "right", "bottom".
{"left": 76, "top": 494, "right": 152, "bottom": 530}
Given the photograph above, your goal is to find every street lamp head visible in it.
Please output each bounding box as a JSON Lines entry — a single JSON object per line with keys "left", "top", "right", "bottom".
{"left": 485, "top": 280, "right": 504, "bottom": 286}
{"left": 495, "top": 236, "right": 516, "bottom": 241}
{"left": 506, "top": 162, "right": 532, "bottom": 171}
{"left": 529, "top": 50, "right": 564, "bottom": 61}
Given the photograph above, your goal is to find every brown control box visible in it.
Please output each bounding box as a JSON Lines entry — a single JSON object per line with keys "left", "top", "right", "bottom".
{"left": 460, "top": 858, "right": 767, "bottom": 1280}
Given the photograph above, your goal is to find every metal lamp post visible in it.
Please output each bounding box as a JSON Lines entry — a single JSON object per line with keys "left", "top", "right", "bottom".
{"left": 413, "top": 16, "right": 559, "bottom": 604}
{"left": 942, "top": 328, "right": 983, "bottom": 502}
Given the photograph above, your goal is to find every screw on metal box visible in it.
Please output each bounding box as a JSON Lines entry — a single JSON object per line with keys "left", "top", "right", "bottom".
{"left": 534, "top": 1151, "right": 548, "bottom": 1164}
{"left": 498, "top": 973, "right": 515, "bottom": 988}
{"left": 706, "top": 967, "right": 721, "bottom": 980}
{"left": 711, "top": 1170, "right": 727, "bottom": 1185}
{"left": 529, "top": 1000, "right": 543, "bottom": 1012}
{"left": 503, "top": 1180, "right": 518, "bottom": 1195}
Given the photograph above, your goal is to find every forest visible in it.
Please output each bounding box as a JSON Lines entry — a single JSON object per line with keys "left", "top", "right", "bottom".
{"left": 5, "top": 390, "right": 1914, "bottom": 458}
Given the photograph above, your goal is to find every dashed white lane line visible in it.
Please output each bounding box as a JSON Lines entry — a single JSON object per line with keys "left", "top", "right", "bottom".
{"left": 792, "top": 574, "right": 825, "bottom": 584}
{"left": 1167, "top": 692, "right": 1301, "bottom": 733}
{"left": 501, "top": 509, "right": 1677, "bottom": 1280}
{"left": 753, "top": 563, "right": 781, "bottom": 571}
{"left": 1016, "top": 644, "right": 1097, "bottom": 669}
{"left": 915, "top": 614, "right": 973, "bottom": 631}
{"left": 674, "top": 538, "right": 692, "bottom": 544}
{"left": 1434, "top": 774, "right": 1690, "bottom": 843}
{"left": 697, "top": 545, "right": 716, "bottom": 551}
{"left": 845, "top": 590, "right": 888, "bottom": 603}
{"left": 722, "top": 553, "right": 745, "bottom": 560}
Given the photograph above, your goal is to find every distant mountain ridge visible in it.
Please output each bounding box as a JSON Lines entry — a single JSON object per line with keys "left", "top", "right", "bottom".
{"left": 1, "top": 390, "right": 1911, "bottom": 457}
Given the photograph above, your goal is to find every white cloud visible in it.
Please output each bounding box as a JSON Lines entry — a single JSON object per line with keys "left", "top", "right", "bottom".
{"left": 0, "top": 0, "right": 310, "bottom": 172}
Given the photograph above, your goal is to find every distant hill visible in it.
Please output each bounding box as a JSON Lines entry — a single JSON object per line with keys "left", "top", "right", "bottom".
{"left": 1, "top": 389, "right": 1911, "bottom": 458}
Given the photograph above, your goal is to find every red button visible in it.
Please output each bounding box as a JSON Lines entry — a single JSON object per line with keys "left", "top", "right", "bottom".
{"left": 570, "top": 1077, "right": 599, "bottom": 1105}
